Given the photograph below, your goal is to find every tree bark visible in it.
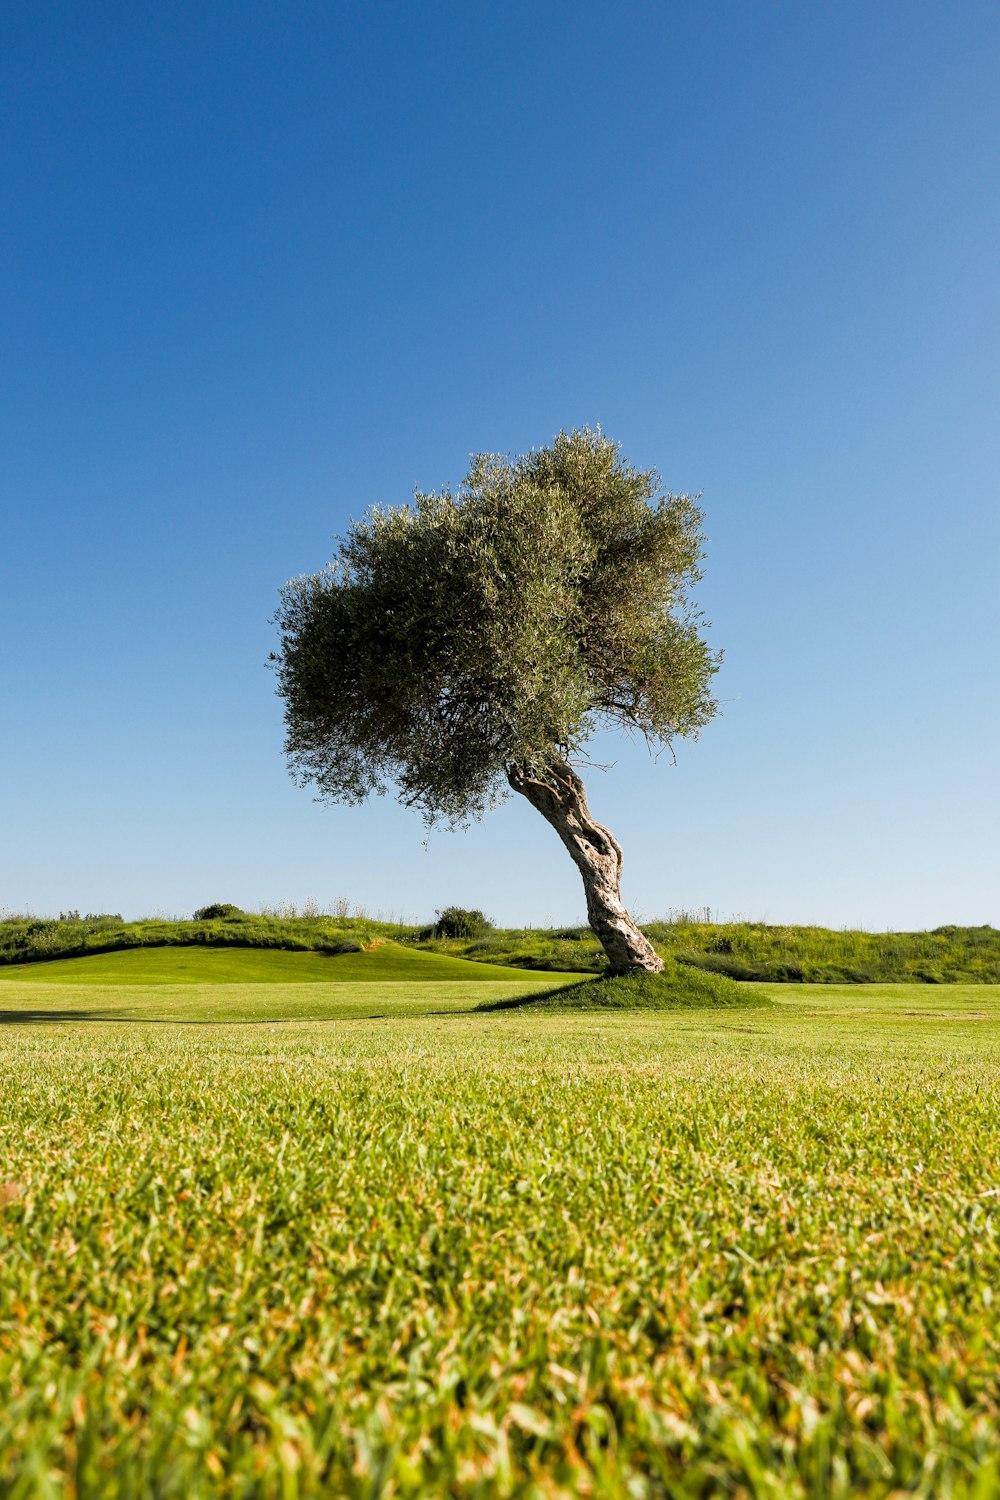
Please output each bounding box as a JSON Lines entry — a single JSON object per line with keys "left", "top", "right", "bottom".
{"left": 507, "top": 760, "right": 664, "bottom": 976}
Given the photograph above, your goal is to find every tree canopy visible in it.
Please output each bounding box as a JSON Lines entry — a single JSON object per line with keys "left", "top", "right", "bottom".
{"left": 273, "top": 429, "right": 720, "bottom": 827}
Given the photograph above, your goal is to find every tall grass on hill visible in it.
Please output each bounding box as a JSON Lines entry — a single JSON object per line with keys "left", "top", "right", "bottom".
{"left": 3, "top": 912, "right": 999, "bottom": 982}
{"left": 646, "top": 918, "right": 1000, "bottom": 983}
{"left": 0, "top": 913, "right": 419, "bottom": 968}
{"left": 426, "top": 920, "right": 1000, "bottom": 983}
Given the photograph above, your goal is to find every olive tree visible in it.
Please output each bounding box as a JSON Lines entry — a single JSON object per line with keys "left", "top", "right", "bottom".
{"left": 272, "top": 429, "right": 720, "bottom": 974}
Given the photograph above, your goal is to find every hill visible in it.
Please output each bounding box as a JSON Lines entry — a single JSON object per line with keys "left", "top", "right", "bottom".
{"left": 0, "top": 940, "right": 550, "bottom": 986}
{"left": 2, "top": 912, "right": 999, "bottom": 982}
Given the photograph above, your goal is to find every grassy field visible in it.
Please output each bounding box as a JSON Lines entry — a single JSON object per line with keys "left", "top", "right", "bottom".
{"left": 0, "top": 950, "right": 998, "bottom": 1497}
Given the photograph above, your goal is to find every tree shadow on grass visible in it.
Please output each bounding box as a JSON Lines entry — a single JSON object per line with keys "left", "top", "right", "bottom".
{"left": 0, "top": 1010, "right": 319, "bottom": 1027}
{"left": 0, "top": 1010, "right": 138, "bottom": 1025}
{"left": 474, "top": 981, "right": 588, "bottom": 1013}
{"left": 0, "top": 1008, "right": 487, "bottom": 1026}
{"left": 0, "top": 981, "right": 595, "bottom": 1027}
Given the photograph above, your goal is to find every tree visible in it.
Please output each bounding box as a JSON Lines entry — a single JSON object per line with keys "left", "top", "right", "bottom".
{"left": 272, "top": 429, "right": 720, "bottom": 975}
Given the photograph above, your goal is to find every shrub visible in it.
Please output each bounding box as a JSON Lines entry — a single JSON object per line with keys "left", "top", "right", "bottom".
{"left": 434, "top": 907, "right": 493, "bottom": 940}
{"left": 193, "top": 903, "right": 246, "bottom": 922}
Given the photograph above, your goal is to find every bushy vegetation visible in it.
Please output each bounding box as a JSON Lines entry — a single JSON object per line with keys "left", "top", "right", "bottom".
{"left": 418, "top": 926, "right": 607, "bottom": 973}
{"left": 0, "top": 983, "right": 996, "bottom": 1495}
{"left": 3, "top": 910, "right": 1000, "bottom": 982}
{"left": 647, "top": 918, "right": 1000, "bottom": 983}
{"left": 433, "top": 906, "right": 493, "bottom": 939}
{"left": 0, "top": 912, "right": 403, "bottom": 968}
{"left": 424, "top": 919, "right": 1000, "bottom": 984}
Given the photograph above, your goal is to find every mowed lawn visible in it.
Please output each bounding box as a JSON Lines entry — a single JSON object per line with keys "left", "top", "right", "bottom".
{"left": 0, "top": 943, "right": 580, "bottom": 1023}
{"left": 1, "top": 951, "right": 998, "bottom": 1497}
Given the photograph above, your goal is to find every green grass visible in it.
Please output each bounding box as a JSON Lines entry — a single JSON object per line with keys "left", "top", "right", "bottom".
{"left": 0, "top": 945, "right": 581, "bottom": 1023}
{"left": 427, "top": 920, "right": 1000, "bottom": 983}
{"left": 6, "top": 913, "right": 1000, "bottom": 983}
{"left": 477, "top": 958, "right": 770, "bottom": 1012}
{"left": 0, "top": 914, "right": 412, "bottom": 969}
{"left": 0, "top": 958, "right": 997, "bottom": 1496}
{"left": 0, "top": 941, "right": 559, "bottom": 988}
{"left": 644, "top": 919, "right": 1000, "bottom": 984}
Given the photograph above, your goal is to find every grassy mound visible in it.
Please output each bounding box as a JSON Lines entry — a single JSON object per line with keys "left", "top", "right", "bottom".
{"left": 0, "top": 942, "right": 575, "bottom": 987}
{"left": 478, "top": 958, "right": 770, "bottom": 1011}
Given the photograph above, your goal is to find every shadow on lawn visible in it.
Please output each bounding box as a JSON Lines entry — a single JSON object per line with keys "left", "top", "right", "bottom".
{"left": 0, "top": 983, "right": 590, "bottom": 1028}
{"left": 0, "top": 1007, "right": 490, "bottom": 1026}
{"left": 0, "top": 1010, "right": 293, "bottom": 1026}
{"left": 475, "top": 982, "right": 586, "bottom": 1013}
{"left": 0, "top": 1010, "right": 139, "bottom": 1025}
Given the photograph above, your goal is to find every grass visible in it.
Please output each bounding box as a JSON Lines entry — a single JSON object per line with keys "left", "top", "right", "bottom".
{"left": 0, "top": 945, "right": 582, "bottom": 1023}
{"left": 644, "top": 919, "right": 1000, "bottom": 984}
{"left": 5, "top": 912, "right": 1000, "bottom": 983}
{"left": 0, "top": 951, "right": 997, "bottom": 1497}
{"left": 0, "top": 914, "right": 408, "bottom": 969}
{"left": 0, "top": 943, "right": 560, "bottom": 988}
{"left": 426, "top": 921, "right": 1000, "bottom": 984}
{"left": 477, "top": 958, "right": 770, "bottom": 1012}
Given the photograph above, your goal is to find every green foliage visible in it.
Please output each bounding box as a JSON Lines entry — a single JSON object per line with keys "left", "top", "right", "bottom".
{"left": 414, "top": 920, "right": 1000, "bottom": 984}
{"left": 647, "top": 918, "right": 1000, "bottom": 984}
{"left": 272, "top": 428, "right": 719, "bottom": 825}
{"left": 413, "top": 924, "right": 605, "bottom": 973}
{"left": 192, "top": 902, "right": 246, "bottom": 921}
{"left": 5, "top": 912, "right": 1000, "bottom": 982}
{"left": 433, "top": 905, "right": 493, "bottom": 939}
{"left": 0, "top": 985, "right": 997, "bottom": 1494}
{"left": 58, "top": 910, "right": 122, "bottom": 925}
{"left": 0, "top": 912, "right": 420, "bottom": 968}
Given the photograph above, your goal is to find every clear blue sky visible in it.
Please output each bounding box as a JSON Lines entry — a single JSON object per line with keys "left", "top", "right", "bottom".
{"left": 2, "top": 1, "right": 997, "bottom": 929}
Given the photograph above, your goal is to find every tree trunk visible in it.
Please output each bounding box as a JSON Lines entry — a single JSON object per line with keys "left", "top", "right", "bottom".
{"left": 507, "top": 760, "right": 664, "bottom": 976}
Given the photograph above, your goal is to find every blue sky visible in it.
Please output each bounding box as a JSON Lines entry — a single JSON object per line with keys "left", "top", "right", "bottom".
{"left": 2, "top": 1, "right": 997, "bottom": 928}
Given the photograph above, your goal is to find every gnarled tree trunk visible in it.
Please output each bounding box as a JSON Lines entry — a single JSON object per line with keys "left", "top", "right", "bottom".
{"left": 507, "top": 760, "right": 664, "bottom": 975}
